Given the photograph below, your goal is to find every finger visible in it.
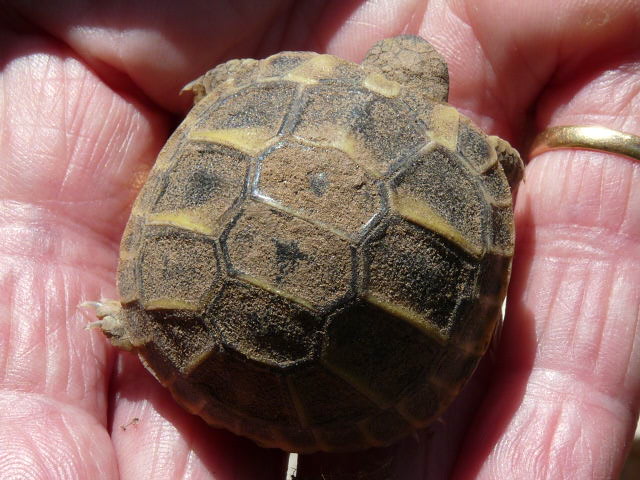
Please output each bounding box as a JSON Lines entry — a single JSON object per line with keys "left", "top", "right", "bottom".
{"left": 9, "top": 0, "right": 638, "bottom": 155}
{"left": 0, "top": 32, "right": 169, "bottom": 242}
{"left": 308, "top": 2, "right": 636, "bottom": 478}
{"left": 6, "top": 0, "right": 308, "bottom": 112}
{"left": 109, "top": 353, "right": 286, "bottom": 479}
{"left": 3, "top": 3, "right": 354, "bottom": 478}
{"left": 0, "top": 30, "right": 164, "bottom": 477}
{"left": 325, "top": 0, "right": 640, "bottom": 138}
{"left": 10, "top": 2, "right": 639, "bottom": 479}
{"left": 0, "top": 392, "right": 117, "bottom": 478}
{"left": 446, "top": 8, "right": 640, "bottom": 480}
{"left": 324, "top": 1, "right": 639, "bottom": 478}
{"left": 0, "top": 21, "right": 289, "bottom": 480}
{"left": 6, "top": 0, "right": 434, "bottom": 114}
{"left": 455, "top": 155, "right": 639, "bottom": 479}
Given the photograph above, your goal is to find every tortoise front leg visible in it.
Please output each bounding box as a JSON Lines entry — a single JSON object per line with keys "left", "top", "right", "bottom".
{"left": 181, "top": 58, "right": 260, "bottom": 104}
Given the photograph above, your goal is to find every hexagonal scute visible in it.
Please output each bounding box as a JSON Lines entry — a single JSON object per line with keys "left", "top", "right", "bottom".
{"left": 286, "top": 364, "right": 379, "bottom": 427}
{"left": 139, "top": 226, "right": 221, "bottom": 310}
{"left": 362, "top": 217, "right": 479, "bottom": 342}
{"left": 255, "top": 142, "right": 384, "bottom": 239}
{"left": 209, "top": 280, "right": 323, "bottom": 366}
{"left": 321, "top": 301, "right": 438, "bottom": 408}
{"left": 223, "top": 201, "right": 355, "bottom": 311}
{"left": 186, "top": 345, "right": 301, "bottom": 428}
{"left": 197, "top": 81, "right": 296, "bottom": 132}
{"left": 490, "top": 205, "right": 515, "bottom": 256}
{"left": 192, "top": 82, "right": 297, "bottom": 156}
{"left": 137, "top": 309, "right": 219, "bottom": 375}
{"left": 391, "top": 146, "right": 488, "bottom": 257}
{"left": 258, "top": 51, "right": 316, "bottom": 79}
{"left": 481, "top": 163, "right": 512, "bottom": 207}
{"left": 456, "top": 118, "right": 495, "bottom": 172}
{"left": 292, "top": 84, "right": 370, "bottom": 147}
{"left": 350, "top": 95, "right": 425, "bottom": 176}
{"left": 150, "top": 142, "right": 248, "bottom": 236}
{"left": 117, "top": 215, "right": 144, "bottom": 303}
{"left": 292, "top": 85, "right": 424, "bottom": 177}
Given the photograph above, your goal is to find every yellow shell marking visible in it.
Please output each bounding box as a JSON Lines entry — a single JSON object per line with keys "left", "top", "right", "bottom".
{"left": 362, "top": 73, "right": 401, "bottom": 98}
{"left": 329, "top": 130, "right": 358, "bottom": 158}
{"left": 139, "top": 354, "right": 175, "bottom": 384}
{"left": 183, "top": 348, "right": 217, "bottom": 376}
{"left": 284, "top": 54, "right": 344, "bottom": 84}
{"left": 428, "top": 104, "right": 459, "bottom": 151}
{"left": 235, "top": 273, "right": 315, "bottom": 310}
{"left": 189, "top": 127, "right": 273, "bottom": 156}
{"left": 287, "top": 132, "right": 359, "bottom": 160}
{"left": 147, "top": 211, "right": 214, "bottom": 235}
{"left": 482, "top": 135, "right": 504, "bottom": 173}
{"left": 118, "top": 249, "right": 137, "bottom": 262}
{"left": 254, "top": 194, "right": 353, "bottom": 241}
{"left": 392, "top": 193, "right": 484, "bottom": 258}
{"left": 331, "top": 133, "right": 385, "bottom": 178}
{"left": 290, "top": 133, "right": 383, "bottom": 178}
{"left": 363, "top": 293, "right": 448, "bottom": 345}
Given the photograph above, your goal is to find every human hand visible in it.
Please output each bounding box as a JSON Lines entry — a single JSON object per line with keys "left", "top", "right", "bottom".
{"left": 0, "top": 1, "right": 638, "bottom": 479}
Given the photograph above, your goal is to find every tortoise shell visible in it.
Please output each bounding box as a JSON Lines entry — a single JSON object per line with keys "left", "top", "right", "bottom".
{"left": 91, "top": 35, "right": 523, "bottom": 453}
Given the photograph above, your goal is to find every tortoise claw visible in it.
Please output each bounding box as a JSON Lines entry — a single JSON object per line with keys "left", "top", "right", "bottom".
{"left": 80, "top": 300, "right": 134, "bottom": 351}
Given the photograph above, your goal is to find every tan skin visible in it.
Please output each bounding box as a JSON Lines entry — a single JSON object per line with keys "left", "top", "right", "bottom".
{"left": 0, "top": 1, "right": 638, "bottom": 478}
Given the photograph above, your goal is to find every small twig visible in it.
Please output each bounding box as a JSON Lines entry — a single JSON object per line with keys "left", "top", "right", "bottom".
{"left": 120, "top": 417, "right": 139, "bottom": 431}
{"left": 286, "top": 452, "right": 299, "bottom": 480}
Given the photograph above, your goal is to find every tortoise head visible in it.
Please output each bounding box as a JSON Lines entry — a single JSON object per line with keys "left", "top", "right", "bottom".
{"left": 361, "top": 35, "right": 450, "bottom": 103}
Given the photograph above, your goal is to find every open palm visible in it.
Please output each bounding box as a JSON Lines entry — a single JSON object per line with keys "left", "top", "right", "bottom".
{"left": 1, "top": 1, "right": 638, "bottom": 479}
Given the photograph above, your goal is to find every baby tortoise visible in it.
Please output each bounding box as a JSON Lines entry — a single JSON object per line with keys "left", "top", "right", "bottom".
{"left": 87, "top": 35, "right": 523, "bottom": 453}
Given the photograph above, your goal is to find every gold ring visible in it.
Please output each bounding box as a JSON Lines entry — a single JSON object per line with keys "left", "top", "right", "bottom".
{"left": 530, "top": 126, "right": 640, "bottom": 162}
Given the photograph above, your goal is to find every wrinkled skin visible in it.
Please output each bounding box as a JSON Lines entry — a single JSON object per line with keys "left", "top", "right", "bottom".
{"left": 1, "top": 1, "right": 639, "bottom": 479}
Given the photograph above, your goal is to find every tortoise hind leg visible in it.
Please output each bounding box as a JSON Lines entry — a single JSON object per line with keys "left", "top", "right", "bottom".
{"left": 81, "top": 300, "right": 134, "bottom": 351}
{"left": 181, "top": 51, "right": 318, "bottom": 105}
{"left": 488, "top": 136, "right": 525, "bottom": 191}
